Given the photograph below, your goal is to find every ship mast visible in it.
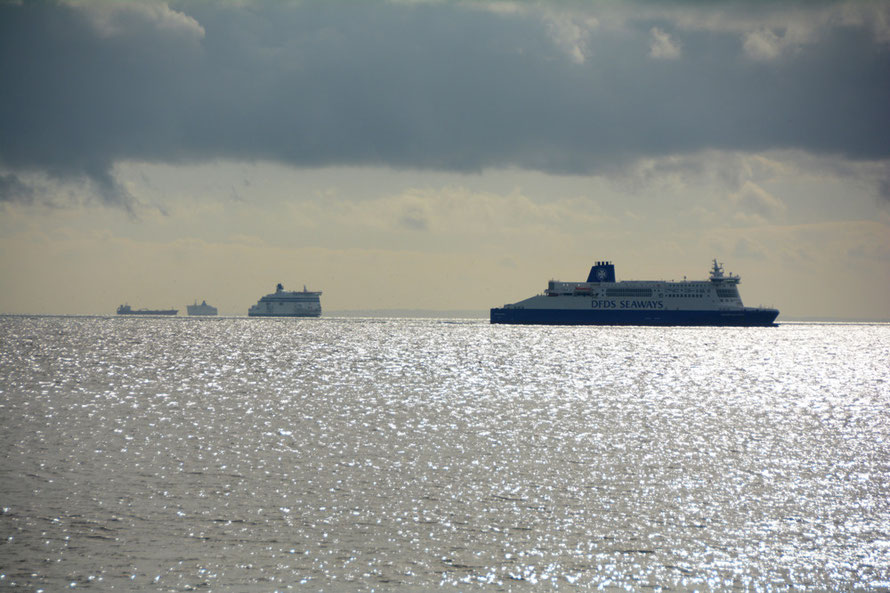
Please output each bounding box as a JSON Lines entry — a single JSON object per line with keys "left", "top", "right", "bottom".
{"left": 709, "top": 259, "right": 740, "bottom": 284}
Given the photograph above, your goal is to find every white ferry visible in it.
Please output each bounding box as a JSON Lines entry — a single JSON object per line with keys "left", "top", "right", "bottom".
{"left": 490, "top": 260, "right": 779, "bottom": 326}
{"left": 187, "top": 300, "right": 218, "bottom": 316}
{"left": 248, "top": 284, "right": 322, "bottom": 317}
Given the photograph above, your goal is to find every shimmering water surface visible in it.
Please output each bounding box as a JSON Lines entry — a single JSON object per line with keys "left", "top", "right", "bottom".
{"left": 1, "top": 316, "right": 888, "bottom": 591}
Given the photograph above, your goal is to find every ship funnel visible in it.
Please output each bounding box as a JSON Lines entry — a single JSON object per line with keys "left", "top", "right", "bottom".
{"left": 587, "top": 261, "right": 616, "bottom": 283}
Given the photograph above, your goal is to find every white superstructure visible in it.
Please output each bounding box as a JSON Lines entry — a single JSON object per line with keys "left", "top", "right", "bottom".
{"left": 535, "top": 259, "right": 745, "bottom": 312}
{"left": 248, "top": 283, "right": 322, "bottom": 317}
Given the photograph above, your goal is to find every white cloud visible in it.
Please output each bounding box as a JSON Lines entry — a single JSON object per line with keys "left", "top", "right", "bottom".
{"left": 741, "top": 17, "right": 828, "bottom": 61}
{"left": 743, "top": 28, "right": 784, "bottom": 60}
{"left": 730, "top": 181, "right": 787, "bottom": 220}
{"left": 609, "top": 151, "right": 790, "bottom": 196}
{"left": 73, "top": 0, "right": 205, "bottom": 40}
{"left": 649, "top": 27, "right": 681, "bottom": 59}
{"left": 545, "top": 13, "right": 599, "bottom": 64}
{"left": 839, "top": 2, "right": 890, "bottom": 44}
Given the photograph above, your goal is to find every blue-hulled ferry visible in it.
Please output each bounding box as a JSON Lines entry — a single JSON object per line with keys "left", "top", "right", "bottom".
{"left": 490, "top": 260, "right": 779, "bottom": 326}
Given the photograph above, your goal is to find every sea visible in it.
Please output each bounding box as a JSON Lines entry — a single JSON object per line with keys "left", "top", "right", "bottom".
{"left": 1, "top": 315, "right": 888, "bottom": 592}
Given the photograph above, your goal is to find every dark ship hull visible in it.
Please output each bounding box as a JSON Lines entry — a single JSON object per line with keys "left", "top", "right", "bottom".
{"left": 490, "top": 307, "right": 778, "bottom": 326}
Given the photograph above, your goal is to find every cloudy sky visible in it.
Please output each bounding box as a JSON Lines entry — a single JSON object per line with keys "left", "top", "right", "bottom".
{"left": 1, "top": 0, "right": 888, "bottom": 319}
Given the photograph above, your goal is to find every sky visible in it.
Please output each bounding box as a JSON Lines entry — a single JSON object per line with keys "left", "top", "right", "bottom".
{"left": 1, "top": 0, "right": 889, "bottom": 319}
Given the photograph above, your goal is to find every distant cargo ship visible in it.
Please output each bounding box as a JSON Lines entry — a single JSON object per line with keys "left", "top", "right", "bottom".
{"left": 490, "top": 259, "right": 779, "bottom": 326}
{"left": 117, "top": 304, "right": 178, "bottom": 316}
{"left": 187, "top": 300, "right": 218, "bottom": 316}
{"left": 248, "top": 284, "right": 322, "bottom": 317}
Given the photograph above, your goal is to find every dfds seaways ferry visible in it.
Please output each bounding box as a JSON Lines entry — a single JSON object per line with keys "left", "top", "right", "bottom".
{"left": 490, "top": 260, "right": 779, "bottom": 326}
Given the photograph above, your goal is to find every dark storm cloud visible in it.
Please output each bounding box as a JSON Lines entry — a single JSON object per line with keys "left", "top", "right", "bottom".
{"left": 1, "top": 1, "right": 888, "bottom": 200}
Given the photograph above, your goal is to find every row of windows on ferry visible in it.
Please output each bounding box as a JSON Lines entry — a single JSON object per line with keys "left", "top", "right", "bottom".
{"left": 550, "top": 284, "right": 740, "bottom": 299}
{"left": 602, "top": 288, "right": 739, "bottom": 298}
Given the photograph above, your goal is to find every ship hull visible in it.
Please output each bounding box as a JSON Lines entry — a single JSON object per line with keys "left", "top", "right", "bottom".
{"left": 117, "top": 310, "right": 178, "bottom": 316}
{"left": 490, "top": 307, "right": 779, "bottom": 326}
{"left": 247, "top": 311, "right": 320, "bottom": 318}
